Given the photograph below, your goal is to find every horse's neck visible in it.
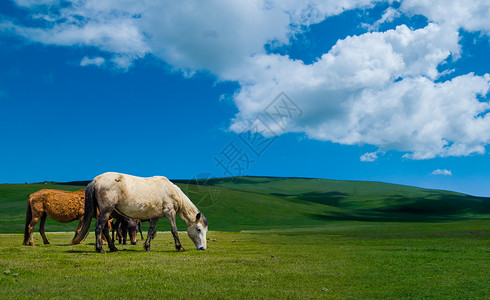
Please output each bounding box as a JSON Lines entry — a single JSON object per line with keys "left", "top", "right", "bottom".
{"left": 175, "top": 187, "right": 199, "bottom": 226}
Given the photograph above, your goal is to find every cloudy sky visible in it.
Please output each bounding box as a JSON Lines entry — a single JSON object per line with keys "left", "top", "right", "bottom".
{"left": 0, "top": 0, "right": 489, "bottom": 195}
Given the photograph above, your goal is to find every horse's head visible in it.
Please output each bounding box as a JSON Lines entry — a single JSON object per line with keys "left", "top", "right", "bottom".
{"left": 187, "top": 212, "right": 208, "bottom": 250}
{"left": 127, "top": 219, "right": 139, "bottom": 245}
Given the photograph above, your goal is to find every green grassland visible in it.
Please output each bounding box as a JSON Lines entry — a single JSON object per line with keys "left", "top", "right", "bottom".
{"left": 0, "top": 177, "right": 489, "bottom": 298}
{"left": 1, "top": 222, "right": 489, "bottom": 299}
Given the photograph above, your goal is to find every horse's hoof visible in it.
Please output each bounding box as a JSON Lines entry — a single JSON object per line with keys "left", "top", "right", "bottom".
{"left": 110, "top": 248, "right": 120, "bottom": 253}
{"left": 178, "top": 247, "right": 185, "bottom": 252}
{"left": 43, "top": 242, "right": 50, "bottom": 245}
{"left": 146, "top": 248, "right": 151, "bottom": 252}
{"left": 96, "top": 249, "right": 106, "bottom": 254}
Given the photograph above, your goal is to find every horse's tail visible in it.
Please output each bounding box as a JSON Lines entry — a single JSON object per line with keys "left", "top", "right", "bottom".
{"left": 71, "top": 181, "right": 97, "bottom": 245}
{"left": 23, "top": 196, "right": 33, "bottom": 245}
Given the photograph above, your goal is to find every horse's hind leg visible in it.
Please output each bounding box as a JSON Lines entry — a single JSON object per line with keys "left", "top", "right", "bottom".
{"left": 39, "top": 213, "right": 49, "bottom": 244}
{"left": 144, "top": 218, "right": 159, "bottom": 252}
{"left": 27, "top": 213, "right": 42, "bottom": 246}
{"left": 95, "top": 211, "right": 113, "bottom": 253}
{"left": 72, "top": 217, "right": 84, "bottom": 245}
{"left": 102, "top": 222, "right": 118, "bottom": 252}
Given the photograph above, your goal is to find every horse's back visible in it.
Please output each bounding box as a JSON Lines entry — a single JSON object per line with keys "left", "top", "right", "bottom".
{"left": 29, "top": 189, "right": 85, "bottom": 223}
{"left": 93, "top": 172, "right": 169, "bottom": 194}
{"left": 92, "top": 172, "right": 175, "bottom": 219}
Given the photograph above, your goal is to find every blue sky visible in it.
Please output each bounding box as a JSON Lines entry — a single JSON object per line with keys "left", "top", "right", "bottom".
{"left": 0, "top": 1, "right": 489, "bottom": 196}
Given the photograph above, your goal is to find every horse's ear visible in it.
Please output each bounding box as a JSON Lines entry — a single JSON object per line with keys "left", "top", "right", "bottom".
{"left": 196, "top": 212, "right": 201, "bottom": 221}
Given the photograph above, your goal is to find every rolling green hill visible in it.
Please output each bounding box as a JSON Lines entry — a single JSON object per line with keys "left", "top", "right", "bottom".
{"left": 1, "top": 176, "right": 489, "bottom": 233}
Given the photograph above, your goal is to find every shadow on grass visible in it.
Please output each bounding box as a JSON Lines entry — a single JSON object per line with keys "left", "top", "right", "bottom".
{"left": 66, "top": 246, "right": 185, "bottom": 254}
{"left": 66, "top": 250, "right": 95, "bottom": 253}
{"left": 375, "top": 194, "right": 490, "bottom": 216}
{"left": 292, "top": 191, "right": 490, "bottom": 222}
{"left": 310, "top": 212, "right": 469, "bottom": 223}
{"left": 66, "top": 249, "right": 142, "bottom": 253}
{"left": 271, "top": 191, "right": 349, "bottom": 207}
{"left": 296, "top": 191, "right": 348, "bottom": 206}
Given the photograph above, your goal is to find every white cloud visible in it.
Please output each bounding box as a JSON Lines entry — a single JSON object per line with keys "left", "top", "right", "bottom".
{"left": 10, "top": 16, "right": 149, "bottom": 67}
{"left": 400, "top": 0, "right": 490, "bottom": 34}
{"left": 432, "top": 169, "right": 452, "bottom": 176}
{"left": 360, "top": 151, "right": 379, "bottom": 162}
{"left": 275, "top": 0, "right": 382, "bottom": 26}
{"left": 80, "top": 56, "right": 105, "bottom": 67}
{"left": 229, "top": 24, "right": 490, "bottom": 159}
{"left": 364, "top": 7, "right": 400, "bottom": 31}
{"left": 5, "top": 1, "right": 289, "bottom": 73}
{"left": 13, "top": 0, "right": 60, "bottom": 7}
{"left": 3, "top": 0, "right": 384, "bottom": 73}
{"left": 2, "top": 0, "right": 490, "bottom": 160}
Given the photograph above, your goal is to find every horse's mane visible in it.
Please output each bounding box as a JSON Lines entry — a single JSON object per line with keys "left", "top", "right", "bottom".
{"left": 170, "top": 181, "right": 199, "bottom": 225}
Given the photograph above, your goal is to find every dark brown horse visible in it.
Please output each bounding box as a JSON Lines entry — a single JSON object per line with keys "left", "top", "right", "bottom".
{"left": 110, "top": 212, "right": 143, "bottom": 245}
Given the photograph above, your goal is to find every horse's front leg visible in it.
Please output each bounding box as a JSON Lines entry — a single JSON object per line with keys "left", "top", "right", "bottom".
{"left": 168, "top": 213, "right": 185, "bottom": 252}
{"left": 121, "top": 222, "right": 128, "bottom": 245}
{"left": 138, "top": 221, "right": 144, "bottom": 240}
{"left": 144, "top": 218, "right": 159, "bottom": 252}
{"left": 116, "top": 221, "right": 123, "bottom": 244}
{"left": 111, "top": 222, "right": 114, "bottom": 243}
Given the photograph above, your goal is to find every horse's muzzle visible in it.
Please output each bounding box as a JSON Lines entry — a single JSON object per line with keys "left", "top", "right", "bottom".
{"left": 198, "top": 246, "right": 206, "bottom": 250}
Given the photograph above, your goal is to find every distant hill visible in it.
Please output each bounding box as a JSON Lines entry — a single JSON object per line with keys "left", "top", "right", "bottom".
{"left": 1, "top": 176, "right": 489, "bottom": 233}
{"left": 56, "top": 180, "right": 91, "bottom": 186}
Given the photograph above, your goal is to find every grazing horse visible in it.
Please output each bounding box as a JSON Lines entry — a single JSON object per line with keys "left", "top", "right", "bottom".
{"left": 110, "top": 212, "right": 139, "bottom": 245}
{"left": 72, "top": 172, "right": 208, "bottom": 253}
{"left": 24, "top": 189, "right": 86, "bottom": 246}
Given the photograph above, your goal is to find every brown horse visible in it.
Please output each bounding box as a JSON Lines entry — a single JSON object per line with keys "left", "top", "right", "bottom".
{"left": 24, "top": 189, "right": 86, "bottom": 246}
{"left": 23, "top": 188, "right": 111, "bottom": 246}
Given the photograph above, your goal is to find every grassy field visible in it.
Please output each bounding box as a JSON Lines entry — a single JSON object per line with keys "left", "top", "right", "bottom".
{"left": 1, "top": 177, "right": 489, "bottom": 298}
{"left": 1, "top": 221, "right": 489, "bottom": 299}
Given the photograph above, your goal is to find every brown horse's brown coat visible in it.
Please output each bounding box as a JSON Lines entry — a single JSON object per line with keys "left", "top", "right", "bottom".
{"left": 24, "top": 189, "right": 86, "bottom": 246}
{"left": 33, "top": 189, "right": 85, "bottom": 222}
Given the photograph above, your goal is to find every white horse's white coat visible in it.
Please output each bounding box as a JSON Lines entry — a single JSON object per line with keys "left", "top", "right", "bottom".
{"left": 76, "top": 172, "right": 208, "bottom": 252}
{"left": 94, "top": 173, "right": 196, "bottom": 222}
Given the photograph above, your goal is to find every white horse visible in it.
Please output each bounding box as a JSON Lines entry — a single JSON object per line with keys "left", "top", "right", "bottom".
{"left": 72, "top": 172, "right": 208, "bottom": 253}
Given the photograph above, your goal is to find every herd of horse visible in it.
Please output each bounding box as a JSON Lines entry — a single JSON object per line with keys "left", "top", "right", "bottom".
{"left": 23, "top": 172, "right": 208, "bottom": 253}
